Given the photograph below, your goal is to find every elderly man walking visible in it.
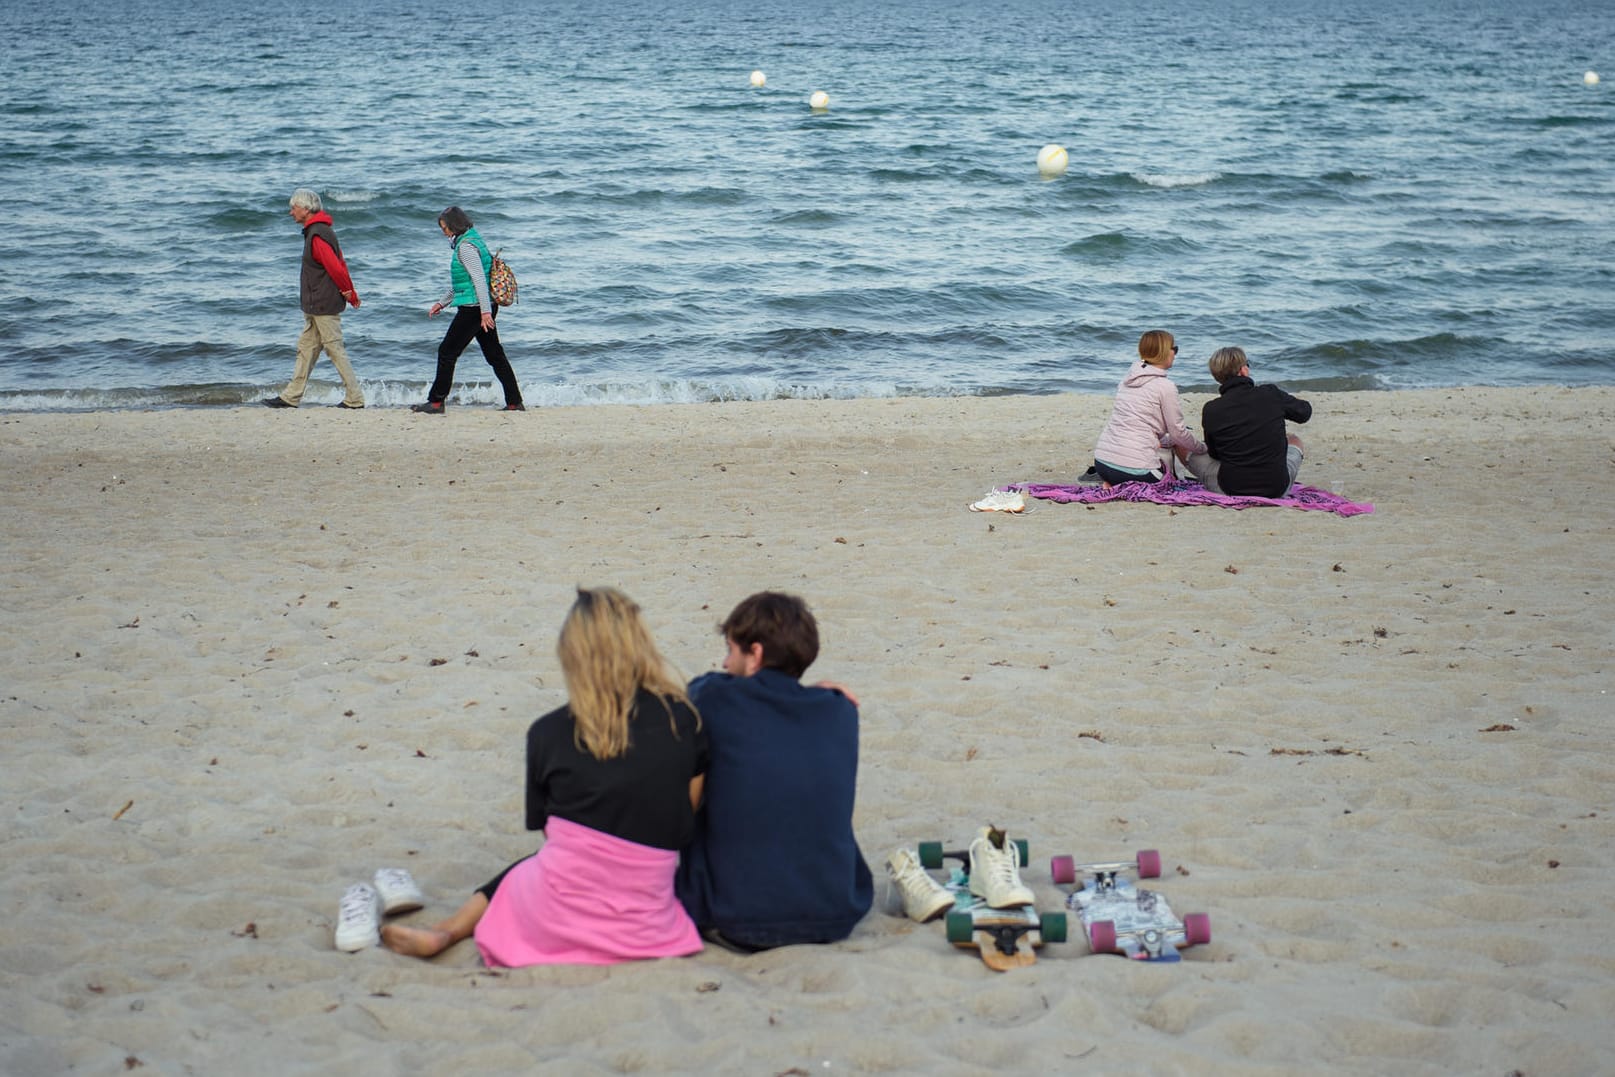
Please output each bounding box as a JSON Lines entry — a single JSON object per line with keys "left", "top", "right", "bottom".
{"left": 263, "top": 188, "right": 365, "bottom": 409}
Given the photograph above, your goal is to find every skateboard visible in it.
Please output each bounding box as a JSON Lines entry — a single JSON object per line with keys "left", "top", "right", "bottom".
{"left": 1050, "top": 849, "right": 1210, "bottom": 962}
{"left": 920, "top": 830, "right": 1066, "bottom": 971}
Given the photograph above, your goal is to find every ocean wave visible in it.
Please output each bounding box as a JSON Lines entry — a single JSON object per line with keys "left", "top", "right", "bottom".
{"left": 1526, "top": 114, "right": 1610, "bottom": 129}
{"left": 1062, "top": 232, "right": 1130, "bottom": 258}
{"left": 1128, "top": 171, "right": 1222, "bottom": 189}
{"left": 0, "top": 377, "right": 917, "bottom": 412}
{"left": 768, "top": 208, "right": 846, "bottom": 227}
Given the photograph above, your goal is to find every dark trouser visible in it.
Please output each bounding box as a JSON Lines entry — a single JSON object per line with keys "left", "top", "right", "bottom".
{"left": 1092, "top": 458, "right": 1164, "bottom": 486}
{"left": 477, "top": 856, "right": 530, "bottom": 901}
{"left": 429, "top": 305, "right": 522, "bottom": 406}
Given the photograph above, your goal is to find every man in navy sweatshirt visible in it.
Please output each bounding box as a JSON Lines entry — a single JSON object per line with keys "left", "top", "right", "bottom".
{"left": 675, "top": 592, "right": 872, "bottom": 951}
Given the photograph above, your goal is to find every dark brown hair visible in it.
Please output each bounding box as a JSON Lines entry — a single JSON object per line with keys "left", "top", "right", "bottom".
{"left": 720, "top": 592, "right": 820, "bottom": 678}
{"left": 438, "top": 205, "right": 474, "bottom": 235}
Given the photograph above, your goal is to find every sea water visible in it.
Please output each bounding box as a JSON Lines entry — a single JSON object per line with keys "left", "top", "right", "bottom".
{"left": 2, "top": 0, "right": 1611, "bottom": 410}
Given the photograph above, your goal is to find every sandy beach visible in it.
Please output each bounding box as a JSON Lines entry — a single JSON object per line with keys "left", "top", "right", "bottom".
{"left": 2, "top": 387, "right": 1611, "bottom": 1075}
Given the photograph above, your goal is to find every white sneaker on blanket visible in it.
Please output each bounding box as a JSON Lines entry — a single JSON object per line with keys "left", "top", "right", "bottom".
{"left": 969, "top": 489, "right": 1025, "bottom": 513}
{"left": 334, "top": 882, "right": 382, "bottom": 952}
{"left": 373, "top": 868, "right": 424, "bottom": 915}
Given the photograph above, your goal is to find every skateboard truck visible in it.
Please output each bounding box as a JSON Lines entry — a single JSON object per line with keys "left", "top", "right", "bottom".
{"left": 917, "top": 831, "right": 1029, "bottom": 874}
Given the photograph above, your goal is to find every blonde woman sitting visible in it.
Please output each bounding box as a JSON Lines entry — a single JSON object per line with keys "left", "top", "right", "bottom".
{"left": 381, "top": 588, "right": 707, "bottom": 966}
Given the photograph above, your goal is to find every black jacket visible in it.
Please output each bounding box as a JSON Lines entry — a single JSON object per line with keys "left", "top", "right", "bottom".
{"left": 1202, "top": 376, "right": 1312, "bottom": 497}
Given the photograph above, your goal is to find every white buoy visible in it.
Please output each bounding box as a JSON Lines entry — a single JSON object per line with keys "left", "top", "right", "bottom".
{"left": 1586, "top": 70, "right": 1601, "bottom": 85}
{"left": 750, "top": 70, "right": 766, "bottom": 87}
{"left": 809, "top": 90, "right": 830, "bottom": 110}
{"left": 1037, "top": 143, "right": 1069, "bottom": 177}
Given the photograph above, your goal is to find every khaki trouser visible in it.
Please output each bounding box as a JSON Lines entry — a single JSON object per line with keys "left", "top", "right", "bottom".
{"left": 280, "top": 313, "right": 363, "bottom": 407}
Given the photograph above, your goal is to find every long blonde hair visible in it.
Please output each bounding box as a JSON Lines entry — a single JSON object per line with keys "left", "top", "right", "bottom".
{"left": 557, "top": 587, "right": 693, "bottom": 760}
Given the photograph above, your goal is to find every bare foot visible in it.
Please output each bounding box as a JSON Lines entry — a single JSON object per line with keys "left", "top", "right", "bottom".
{"left": 381, "top": 922, "right": 455, "bottom": 958}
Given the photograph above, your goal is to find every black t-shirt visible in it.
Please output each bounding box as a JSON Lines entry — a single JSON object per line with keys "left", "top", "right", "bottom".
{"left": 525, "top": 688, "right": 708, "bottom": 851}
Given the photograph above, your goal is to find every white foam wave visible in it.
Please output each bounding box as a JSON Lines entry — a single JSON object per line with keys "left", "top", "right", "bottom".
{"left": 1130, "top": 171, "right": 1221, "bottom": 189}
{"left": 0, "top": 378, "right": 926, "bottom": 412}
{"left": 519, "top": 377, "right": 904, "bottom": 408}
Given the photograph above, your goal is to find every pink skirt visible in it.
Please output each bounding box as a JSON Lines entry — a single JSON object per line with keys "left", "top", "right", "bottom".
{"left": 473, "top": 816, "right": 702, "bottom": 968}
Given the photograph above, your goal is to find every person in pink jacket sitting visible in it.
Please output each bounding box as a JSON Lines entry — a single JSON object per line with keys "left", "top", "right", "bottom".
{"left": 1089, "top": 329, "right": 1206, "bottom": 487}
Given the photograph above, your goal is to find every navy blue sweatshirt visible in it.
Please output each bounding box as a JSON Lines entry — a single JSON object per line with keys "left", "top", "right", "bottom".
{"left": 675, "top": 669, "right": 872, "bottom": 948}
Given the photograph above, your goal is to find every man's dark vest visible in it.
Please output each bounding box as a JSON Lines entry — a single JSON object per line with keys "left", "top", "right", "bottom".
{"left": 300, "top": 221, "right": 346, "bottom": 316}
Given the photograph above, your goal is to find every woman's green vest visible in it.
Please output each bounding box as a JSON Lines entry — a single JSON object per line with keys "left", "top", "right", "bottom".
{"left": 449, "top": 227, "right": 493, "bottom": 307}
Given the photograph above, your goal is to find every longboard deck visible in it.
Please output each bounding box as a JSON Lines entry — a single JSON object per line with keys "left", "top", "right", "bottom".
{"left": 949, "top": 906, "right": 1045, "bottom": 970}
{"left": 1069, "top": 882, "right": 1192, "bottom": 961}
{"left": 945, "top": 877, "right": 1055, "bottom": 970}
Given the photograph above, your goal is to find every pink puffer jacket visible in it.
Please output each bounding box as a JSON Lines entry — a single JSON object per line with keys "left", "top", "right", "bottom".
{"left": 1092, "top": 361, "right": 1205, "bottom": 471}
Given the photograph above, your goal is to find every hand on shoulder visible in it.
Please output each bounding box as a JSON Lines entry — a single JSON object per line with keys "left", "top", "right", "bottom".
{"left": 813, "top": 680, "right": 860, "bottom": 707}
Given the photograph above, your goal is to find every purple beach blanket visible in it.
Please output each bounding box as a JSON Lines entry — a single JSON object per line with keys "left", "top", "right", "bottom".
{"left": 1012, "top": 480, "right": 1374, "bottom": 516}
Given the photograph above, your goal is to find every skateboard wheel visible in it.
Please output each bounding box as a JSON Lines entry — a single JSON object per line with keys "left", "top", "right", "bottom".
{"left": 1089, "top": 920, "right": 1117, "bottom": 954}
{"left": 918, "top": 841, "right": 944, "bottom": 870}
{"left": 1039, "top": 911, "right": 1067, "bottom": 944}
{"left": 1014, "top": 838, "right": 1029, "bottom": 867}
{"left": 1050, "top": 855, "right": 1076, "bottom": 885}
{"left": 1184, "top": 912, "right": 1211, "bottom": 946}
{"left": 1137, "top": 850, "right": 1162, "bottom": 879}
{"left": 945, "top": 909, "right": 974, "bottom": 944}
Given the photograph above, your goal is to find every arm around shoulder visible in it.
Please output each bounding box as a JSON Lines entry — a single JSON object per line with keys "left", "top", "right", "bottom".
{"left": 813, "top": 680, "right": 860, "bottom": 708}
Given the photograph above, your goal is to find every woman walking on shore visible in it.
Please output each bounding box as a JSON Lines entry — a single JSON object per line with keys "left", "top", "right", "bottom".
{"left": 411, "top": 206, "right": 524, "bottom": 413}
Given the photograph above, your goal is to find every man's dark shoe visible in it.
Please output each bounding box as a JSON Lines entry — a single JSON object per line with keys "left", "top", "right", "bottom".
{"left": 334, "top": 402, "right": 365, "bottom": 410}
{"left": 261, "top": 397, "right": 295, "bottom": 409}
{"left": 410, "top": 401, "right": 445, "bottom": 415}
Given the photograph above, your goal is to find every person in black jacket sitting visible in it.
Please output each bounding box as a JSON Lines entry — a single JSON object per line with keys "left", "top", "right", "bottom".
{"left": 1184, "top": 347, "right": 1312, "bottom": 497}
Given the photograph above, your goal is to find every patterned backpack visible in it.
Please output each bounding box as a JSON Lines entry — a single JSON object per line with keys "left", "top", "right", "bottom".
{"left": 489, "top": 248, "right": 518, "bottom": 307}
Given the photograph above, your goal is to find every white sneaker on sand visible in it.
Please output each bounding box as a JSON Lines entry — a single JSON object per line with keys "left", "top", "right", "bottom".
{"left": 969, "top": 489, "right": 1026, "bottom": 513}
{"left": 373, "top": 868, "right": 424, "bottom": 915}
{"left": 335, "top": 882, "right": 382, "bottom": 952}
{"left": 968, "top": 827, "right": 1034, "bottom": 909}
{"left": 885, "top": 847, "right": 954, "bottom": 923}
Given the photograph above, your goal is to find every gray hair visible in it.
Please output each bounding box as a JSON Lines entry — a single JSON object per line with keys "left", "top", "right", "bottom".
{"left": 1208, "top": 346, "right": 1248, "bottom": 384}
{"left": 289, "top": 188, "right": 323, "bottom": 213}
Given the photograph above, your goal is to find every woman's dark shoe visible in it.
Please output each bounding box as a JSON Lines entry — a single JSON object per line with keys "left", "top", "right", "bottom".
{"left": 410, "top": 401, "right": 446, "bottom": 415}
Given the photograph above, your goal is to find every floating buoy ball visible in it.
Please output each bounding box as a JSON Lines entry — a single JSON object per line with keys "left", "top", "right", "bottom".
{"left": 809, "top": 90, "right": 830, "bottom": 110}
{"left": 1037, "top": 143, "right": 1069, "bottom": 177}
{"left": 1586, "top": 71, "right": 1601, "bottom": 85}
{"left": 750, "top": 70, "right": 766, "bottom": 87}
